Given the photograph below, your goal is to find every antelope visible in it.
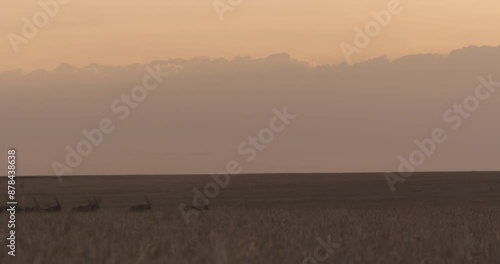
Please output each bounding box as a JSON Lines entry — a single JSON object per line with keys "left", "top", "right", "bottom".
{"left": 0, "top": 197, "right": 40, "bottom": 213}
{"left": 182, "top": 203, "right": 209, "bottom": 212}
{"left": 22, "top": 197, "right": 40, "bottom": 212}
{"left": 43, "top": 197, "right": 62, "bottom": 212}
{"left": 72, "top": 196, "right": 100, "bottom": 212}
{"left": 0, "top": 205, "right": 9, "bottom": 213}
{"left": 13, "top": 204, "right": 24, "bottom": 212}
{"left": 130, "top": 195, "right": 152, "bottom": 212}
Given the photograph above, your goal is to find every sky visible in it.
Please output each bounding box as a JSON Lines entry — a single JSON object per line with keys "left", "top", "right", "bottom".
{"left": 1, "top": 0, "right": 500, "bottom": 72}
{"left": 1, "top": 1, "right": 500, "bottom": 176}
{"left": 2, "top": 47, "right": 500, "bottom": 176}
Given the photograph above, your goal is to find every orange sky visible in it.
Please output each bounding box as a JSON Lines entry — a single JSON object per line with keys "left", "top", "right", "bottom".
{"left": 2, "top": 1, "right": 500, "bottom": 176}
{"left": 1, "top": 0, "right": 499, "bottom": 72}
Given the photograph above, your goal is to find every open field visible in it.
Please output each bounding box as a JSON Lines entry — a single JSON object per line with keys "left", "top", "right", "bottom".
{"left": 1, "top": 172, "right": 500, "bottom": 263}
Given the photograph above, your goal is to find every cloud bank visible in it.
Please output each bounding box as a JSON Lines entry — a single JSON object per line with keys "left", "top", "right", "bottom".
{"left": 1, "top": 45, "right": 500, "bottom": 176}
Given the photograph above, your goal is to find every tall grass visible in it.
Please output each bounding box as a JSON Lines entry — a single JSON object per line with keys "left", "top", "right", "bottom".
{"left": 1, "top": 205, "right": 499, "bottom": 263}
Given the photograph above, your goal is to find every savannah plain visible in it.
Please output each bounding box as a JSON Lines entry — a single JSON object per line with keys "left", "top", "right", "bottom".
{"left": 1, "top": 172, "right": 499, "bottom": 263}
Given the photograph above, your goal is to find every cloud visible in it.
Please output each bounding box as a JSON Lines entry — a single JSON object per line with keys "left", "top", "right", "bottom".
{"left": 1, "top": 45, "right": 500, "bottom": 175}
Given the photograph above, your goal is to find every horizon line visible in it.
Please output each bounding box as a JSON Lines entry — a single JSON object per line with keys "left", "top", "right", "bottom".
{"left": 3, "top": 170, "right": 499, "bottom": 178}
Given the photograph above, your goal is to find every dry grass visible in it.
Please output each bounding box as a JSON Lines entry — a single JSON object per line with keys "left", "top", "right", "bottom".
{"left": 1, "top": 204, "right": 499, "bottom": 263}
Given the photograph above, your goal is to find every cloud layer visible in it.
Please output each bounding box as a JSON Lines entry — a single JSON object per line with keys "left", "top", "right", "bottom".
{"left": 1, "top": 45, "right": 500, "bottom": 176}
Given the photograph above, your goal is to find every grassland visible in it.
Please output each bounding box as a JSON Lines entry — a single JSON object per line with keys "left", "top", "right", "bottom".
{"left": 0, "top": 172, "right": 499, "bottom": 263}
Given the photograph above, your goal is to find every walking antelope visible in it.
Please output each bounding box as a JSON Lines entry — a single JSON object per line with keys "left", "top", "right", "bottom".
{"left": 21, "top": 197, "right": 40, "bottom": 212}
{"left": 129, "top": 195, "right": 152, "bottom": 212}
{"left": 43, "top": 197, "right": 62, "bottom": 212}
{"left": 0, "top": 197, "right": 39, "bottom": 213}
{"left": 0, "top": 205, "right": 9, "bottom": 213}
{"left": 182, "top": 203, "right": 209, "bottom": 212}
{"left": 12, "top": 197, "right": 38, "bottom": 212}
{"left": 72, "top": 196, "right": 100, "bottom": 212}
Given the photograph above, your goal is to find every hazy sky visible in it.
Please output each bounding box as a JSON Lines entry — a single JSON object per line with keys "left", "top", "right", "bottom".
{"left": 1, "top": 0, "right": 500, "bottom": 72}
{"left": 1, "top": 1, "right": 500, "bottom": 176}
{"left": 2, "top": 46, "right": 500, "bottom": 176}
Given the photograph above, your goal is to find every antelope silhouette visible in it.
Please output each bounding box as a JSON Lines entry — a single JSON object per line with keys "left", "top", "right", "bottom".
{"left": 72, "top": 196, "right": 100, "bottom": 212}
{"left": 130, "top": 195, "right": 152, "bottom": 212}
{"left": 21, "top": 197, "right": 40, "bottom": 212}
{"left": 43, "top": 197, "right": 62, "bottom": 212}
{"left": 182, "top": 203, "right": 209, "bottom": 212}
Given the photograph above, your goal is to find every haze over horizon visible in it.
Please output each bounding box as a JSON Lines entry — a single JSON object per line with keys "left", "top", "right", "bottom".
{"left": 2, "top": 45, "right": 500, "bottom": 176}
